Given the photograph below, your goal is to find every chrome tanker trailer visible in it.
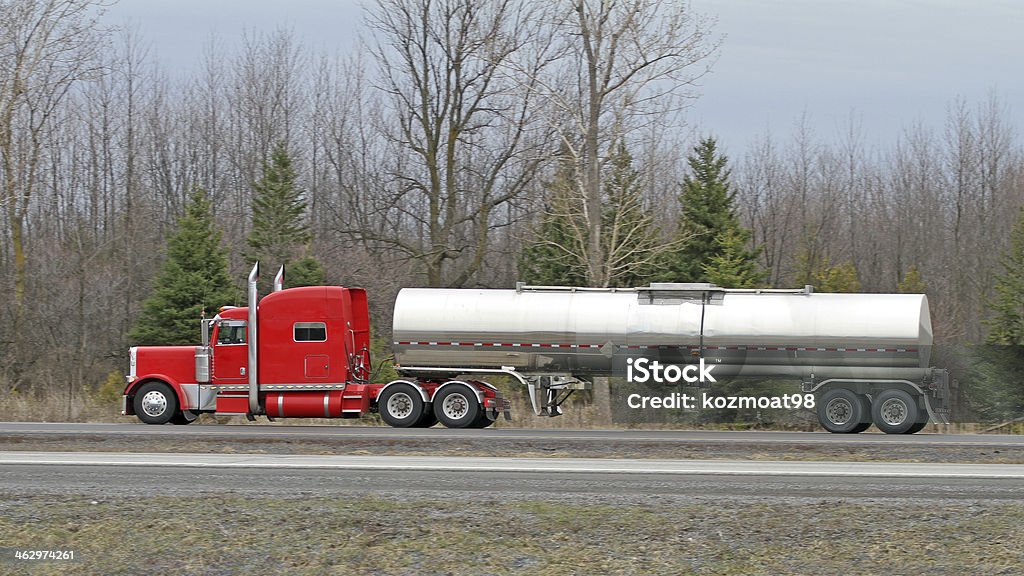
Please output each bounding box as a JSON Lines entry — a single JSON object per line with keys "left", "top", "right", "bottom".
{"left": 393, "top": 283, "right": 951, "bottom": 434}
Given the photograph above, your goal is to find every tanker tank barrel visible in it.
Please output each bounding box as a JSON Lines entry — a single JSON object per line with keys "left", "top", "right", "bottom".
{"left": 392, "top": 285, "right": 933, "bottom": 381}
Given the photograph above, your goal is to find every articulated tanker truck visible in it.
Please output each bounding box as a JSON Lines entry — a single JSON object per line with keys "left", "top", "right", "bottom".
{"left": 124, "top": 266, "right": 951, "bottom": 434}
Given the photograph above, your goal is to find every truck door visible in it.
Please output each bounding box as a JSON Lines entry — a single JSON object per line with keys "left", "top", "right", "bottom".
{"left": 212, "top": 320, "right": 248, "bottom": 384}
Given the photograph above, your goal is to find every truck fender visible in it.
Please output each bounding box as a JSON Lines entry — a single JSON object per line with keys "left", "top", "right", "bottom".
{"left": 434, "top": 380, "right": 485, "bottom": 405}
{"left": 124, "top": 375, "right": 188, "bottom": 413}
{"left": 377, "top": 380, "right": 430, "bottom": 404}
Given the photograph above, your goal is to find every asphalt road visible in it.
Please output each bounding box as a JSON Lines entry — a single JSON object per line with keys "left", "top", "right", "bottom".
{"left": 3, "top": 421, "right": 1022, "bottom": 446}
{"left": 2, "top": 453, "right": 1023, "bottom": 503}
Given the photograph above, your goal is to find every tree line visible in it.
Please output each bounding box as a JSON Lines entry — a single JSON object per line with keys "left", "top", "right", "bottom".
{"left": 2, "top": 0, "right": 1023, "bottom": 418}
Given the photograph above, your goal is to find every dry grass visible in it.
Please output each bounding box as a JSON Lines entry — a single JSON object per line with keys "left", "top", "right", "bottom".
{"left": 1, "top": 494, "right": 1023, "bottom": 575}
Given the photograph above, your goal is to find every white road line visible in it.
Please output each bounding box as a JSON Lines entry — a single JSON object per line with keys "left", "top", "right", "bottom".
{"left": 2, "top": 452, "right": 1024, "bottom": 478}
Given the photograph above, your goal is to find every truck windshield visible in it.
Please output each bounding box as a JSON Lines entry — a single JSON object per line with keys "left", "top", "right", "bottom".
{"left": 217, "top": 321, "right": 247, "bottom": 345}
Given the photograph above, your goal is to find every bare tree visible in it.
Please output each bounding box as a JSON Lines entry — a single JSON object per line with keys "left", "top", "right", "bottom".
{"left": 0, "top": 0, "right": 107, "bottom": 308}
{"left": 535, "top": 0, "right": 718, "bottom": 287}
{"left": 357, "top": 0, "right": 548, "bottom": 287}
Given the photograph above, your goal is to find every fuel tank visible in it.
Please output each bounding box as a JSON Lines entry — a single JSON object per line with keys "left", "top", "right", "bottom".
{"left": 392, "top": 284, "right": 934, "bottom": 381}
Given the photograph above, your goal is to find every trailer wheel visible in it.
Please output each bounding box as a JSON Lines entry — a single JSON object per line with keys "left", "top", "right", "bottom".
{"left": 871, "top": 389, "right": 920, "bottom": 434}
{"left": 817, "top": 388, "right": 869, "bottom": 433}
{"left": 849, "top": 394, "right": 872, "bottom": 433}
{"left": 378, "top": 384, "right": 425, "bottom": 428}
{"left": 433, "top": 384, "right": 481, "bottom": 428}
{"left": 133, "top": 381, "right": 177, "bottom": 425}
{"left": 904, "top": 411, "right": 930, "bottom": 434}
{"left": 905, "top": 420, "right": 928, "bottom": 434}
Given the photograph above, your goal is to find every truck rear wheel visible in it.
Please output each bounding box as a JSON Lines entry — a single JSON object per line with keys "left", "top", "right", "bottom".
{"left": 467, "top": 410, "right": 496, "bottom": 429}
{"left": 414, "top": 410, "right": 438, "bottom": 428}
{"left": 378, "top": 384, "right": 426, "bottom": 428}
{"left": 133, "top": 382, "right": 178, "bottom": 425}
{"left": 817, "top": 388, "right": 870, "bottom": 433}
{"left": 871, "top": 389, "right": 920, "bottom": 434}
{"left": 433, "top": 384, "right": 482, "bottom": 428}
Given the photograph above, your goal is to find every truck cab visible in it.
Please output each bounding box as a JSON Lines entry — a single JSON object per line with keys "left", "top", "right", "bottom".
{"left": 123, "top": 266, "right": 373, "bottom": 424}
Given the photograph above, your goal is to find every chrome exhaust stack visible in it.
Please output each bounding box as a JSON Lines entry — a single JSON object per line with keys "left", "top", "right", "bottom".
{"left": 247, "top": 262, "right": 261, "bottom": 415}
{"left": 273, "top": 265, "right": 285, "bottom": 292}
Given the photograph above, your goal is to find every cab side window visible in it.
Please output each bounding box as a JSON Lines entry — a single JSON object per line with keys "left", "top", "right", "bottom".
{"left": 294, "top": 322, "right": 327, "bottom": 342}
{"left": 217, "top": 322, "right": 247, "bottom": 345}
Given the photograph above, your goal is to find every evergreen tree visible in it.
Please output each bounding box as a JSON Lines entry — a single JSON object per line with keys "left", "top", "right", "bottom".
{"left": 664, "top": 136, "right": 762, "bottom": 284}
{"left": 286, "top": 255, "right": 327, "bottom": 288}
{"left": 129, "top": 188, "right": 237, "bottom": 345}
{"left": 971, "top": 208, "right": 1024, "bottom": 423}
{"left": 814, "top": 262, "right": 862, "bottom": 292}
{"left": 702, "top": 227, "right": 768, "bottom": 288}
{"left": 600, "top": 143, "right": 661, "bottom": 287}
{"left": 897, "top": 265, "right": 928, "bottom": 294}
{"left": 792, "top": 245, "right": 861, "bottom": 292}
{"left": 247, "top": 142, "right": 322, "bottom": 288}
{"left": 519, "top": 151, "right": 589, "bottom": 285}
{"left": 520, "top": 143, "right": 660, "bottom": 287}
{"left": 986, "top": 207, "right": 1024, "bottom": 345}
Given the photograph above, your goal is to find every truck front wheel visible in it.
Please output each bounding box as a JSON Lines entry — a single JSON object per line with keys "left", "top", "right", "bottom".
{"left": 133, "top": 381, "right": 178, "bottom": 425}
{"left": 871, "top": 389, "right": 920, "bottom": 434}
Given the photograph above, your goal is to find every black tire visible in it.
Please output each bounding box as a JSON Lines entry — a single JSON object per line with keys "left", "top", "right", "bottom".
{"left": 133, "top": 381, "right": 178, "bottom": 425}
{"left": 850, "top": 421, "right": 872, "bottom": 433}
{"left": 848, "top": 394, "right": 872, "bottom": 433}
{"left": 433, "top": 384, "right": 482, "bottom": 428}
{"left": 170, "top": 410, "right": 198, "bottom": 425}
{"left": 905, "top": 410, "right": 931, "bottom": 434}
{"left": 905, "top": 420, "right": 928, "bottom": 434}
{"left": 378, "top": 384, "right": 426, "bottom": 428}
{"left": 467, "top": 411, "right": 496, "bottom": 429}
{"left": 413, "top": 408, "right": 438, "bottom": 428}
{"left": 817, "top": 388, "right": 869, "bottom": 434}
{"left": 871, "top": 389, "right": 921, "bottom": 434}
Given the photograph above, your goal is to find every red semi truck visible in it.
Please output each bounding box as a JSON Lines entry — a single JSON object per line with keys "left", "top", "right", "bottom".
{"left": 124, "top": 263, "right": 950, "bottom": 433}
{"left": 123, "top": 264, "right": 510, "bottom": 428}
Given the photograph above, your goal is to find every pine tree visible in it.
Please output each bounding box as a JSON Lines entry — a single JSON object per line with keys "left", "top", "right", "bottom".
{"left": 702, "top": 228, "right": 767, "bottom": 288}
{"left": 520, "top": 143, "right": 660, "bottom": 287}
{"left": 986, "top": 207, "right": 1024, "bottom": 345}
{"left": 129, "top": 188, "right": 237, "bottom": 345}
{"left": 286, "top": 255, "right": 327, "bottom": 288}
{"left": 897, "top": 265, "right": 928, "bottom": 294}
{"left": 664, "top": 136, "right": 762, "bottom": 284}
{"left": 792, "top": 245, "right": 861, "bottom": 292}
{"left": 519, "top": 152, "right": 589, "bottom": 286}
{"left": 600, "top": 143, "right": 661, "bottom": 287}
{"left": 247, "top": 142, "right": 322, "bottom": 288}
{"left": 814, "top": 262, "right": 862, "bottom": 292}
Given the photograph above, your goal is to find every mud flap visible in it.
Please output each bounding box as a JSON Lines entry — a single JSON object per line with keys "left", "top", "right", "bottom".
{"left": 925, "top": 369, "right": 952, "bottom": 425}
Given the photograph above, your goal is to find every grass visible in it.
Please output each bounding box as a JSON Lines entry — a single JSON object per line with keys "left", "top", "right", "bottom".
{"left": 1, "top": 495, "right": 1023, "bottom": 575}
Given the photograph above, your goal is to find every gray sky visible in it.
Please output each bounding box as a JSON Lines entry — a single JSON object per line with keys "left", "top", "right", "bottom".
{"left": 104, "top": 0, "right": 1024, "bottom": 152}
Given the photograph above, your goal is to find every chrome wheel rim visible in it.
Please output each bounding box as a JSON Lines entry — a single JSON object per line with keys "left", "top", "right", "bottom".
{"left": 386, "top": 392, "right": 414, "bottom": 419}
{"left": 825, "top": 398, "right": 853, "bottom": 426}
{"left": 141, "top": 390, "right": 168, "bottom": 417}
{"left": 880, "top": 398, "right": 908, "bottom": 426}
{"left": 442, "top": 393, "right": 469, "bottom": 420}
